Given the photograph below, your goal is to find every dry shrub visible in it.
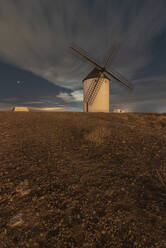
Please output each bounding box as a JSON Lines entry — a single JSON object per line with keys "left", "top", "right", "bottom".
{"left": 119, "top": 115, "right": 129, "bottom": 120}
{"left": 127, "top": 114, "right": 166, "bottom": 128}
{"left": 157, "top": 115, "right": 166, "bottom": 121}
{"left": 156, "top": 164, "right": 166, "bottom": 192}
{"left": 84, "top": 127, "right": 111, "bottom": 145}
{"left": 157, "top": 115, "right": 166, "bottom": 128}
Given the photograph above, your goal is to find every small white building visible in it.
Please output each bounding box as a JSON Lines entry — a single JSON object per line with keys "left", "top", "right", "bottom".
{"left": 113, "top": 108, "right": 124, "bottom": 113}
{"left": 12, "top": 107, "right": 29, "bottom": 112}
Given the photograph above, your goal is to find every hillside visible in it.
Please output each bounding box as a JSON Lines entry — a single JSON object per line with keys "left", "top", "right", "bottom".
{"left": 0, "top": 112, "right": 166, "bottom": 248}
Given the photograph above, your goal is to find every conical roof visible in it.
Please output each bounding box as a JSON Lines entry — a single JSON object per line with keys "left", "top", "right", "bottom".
{"left": 83, "top": 67, "right": 110, "bottom": 81}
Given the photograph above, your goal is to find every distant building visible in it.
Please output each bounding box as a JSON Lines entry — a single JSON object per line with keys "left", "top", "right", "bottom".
{"left": 113, "top": 108, "right": 125, "bottom": 113}
{"left": 12, "top": 107, "right": 29, "bottom": 112}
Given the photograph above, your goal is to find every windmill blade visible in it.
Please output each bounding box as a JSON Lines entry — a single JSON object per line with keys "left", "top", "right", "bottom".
{"left": 103, "top": 41, "right": 120, "bottom": 68}
{"left": 105, "top": 67, "right": 133, "bottom": 90}
{"left": 88, "top": 76, "right": 105, "bottom": 105}
{"left": 84, "top": 79, "right": 96, "bottom": 103}
{"left": 69, "top": 43, "right": 103, "bottom": 70}
{"left": 69, "top": 47, "right": 93, "bottom": 69}
{"left": 84, "top": 75, "right": 100, "bottom": 103}
{"left": 86, "top": 73, "right": 105, "bottom": 105}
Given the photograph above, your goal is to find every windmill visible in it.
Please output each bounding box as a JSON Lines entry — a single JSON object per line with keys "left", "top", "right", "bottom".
{"left": 69, "top": 41, "right": 133, "bottom": 112}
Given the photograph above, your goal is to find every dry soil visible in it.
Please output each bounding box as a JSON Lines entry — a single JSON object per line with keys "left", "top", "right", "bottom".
{"left": 0, "top": 112, "right": 166, "bottom": 248}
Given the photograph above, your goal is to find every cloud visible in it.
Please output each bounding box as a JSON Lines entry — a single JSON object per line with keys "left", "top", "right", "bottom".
{"left": 57, "top": 90, "right": 83, "bottom": 102}
{"left": 0, "top": 0, "right": 166, "bottom": 111}
{"left": 56, "top": 92, "right": 75, "bottom": 102}
{"left": 22, "top": 101, "right": 46, "bottom": 105}
{"left": 30, "top": 107, "right": 68, "bottom": 112}
{"left": 71, "top": 90, "right": 83, "bottom": 102}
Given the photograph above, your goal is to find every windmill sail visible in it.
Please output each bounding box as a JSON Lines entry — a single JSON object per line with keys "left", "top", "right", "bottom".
{"left": 105, "top": 67, "right": 133, "bottom": 90}
{"left": 88, "top": 75, "right": 105, "bottom": 105}
{"left": 103, "top": 41, "right": 120, "bottom": 68}
{"left": 84, "top": 79, "right": 96, "bottom": 102}
{"left": 69, "top": 43, "right": 102, "bottom": 70}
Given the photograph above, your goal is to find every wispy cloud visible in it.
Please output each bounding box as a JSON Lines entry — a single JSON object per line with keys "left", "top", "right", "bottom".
{"left": 31, "top": 106, "right": 68, "bottom": 112}
{"left": 57, "top": 90, "right": 83, "bottom": 103}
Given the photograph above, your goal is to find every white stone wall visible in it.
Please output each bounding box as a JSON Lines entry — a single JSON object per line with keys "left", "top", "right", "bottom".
{"left": 83, "top": 78, "right": 110, "bottom": 112}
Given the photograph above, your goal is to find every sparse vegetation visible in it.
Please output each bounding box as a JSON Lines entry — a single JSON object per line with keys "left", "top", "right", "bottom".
{"left": 0, "top": 112, "right": 166, "bottom": 247}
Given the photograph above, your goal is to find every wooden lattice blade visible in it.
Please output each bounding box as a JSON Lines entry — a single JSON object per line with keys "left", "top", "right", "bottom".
{"left": 105, "top": 67, "right": 133, "bottom": 90}
{"left": 88, "top": 76, "right": 105, "bottom": 105}
{"left": 69, "top": 43, "right": 102, "bottom": 70}
{"left": 103, "top": 41, "right": 120, "bottom": 68}
{"left": 84, "top": 79, "right": 97, "bottom": 103}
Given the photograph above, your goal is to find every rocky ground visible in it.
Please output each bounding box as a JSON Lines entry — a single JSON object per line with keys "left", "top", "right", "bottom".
{"left": 0, "top": 112, "right": 166, "bottom": 248}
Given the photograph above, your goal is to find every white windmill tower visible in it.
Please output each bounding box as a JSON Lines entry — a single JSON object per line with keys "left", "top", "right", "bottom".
{"left": 69, "top": 42, "right": 133, "bottom": 112}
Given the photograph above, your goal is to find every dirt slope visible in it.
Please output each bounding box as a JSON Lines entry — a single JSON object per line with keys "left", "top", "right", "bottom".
{"left": 0, "top": 112, "right": 166, "bottom": 248}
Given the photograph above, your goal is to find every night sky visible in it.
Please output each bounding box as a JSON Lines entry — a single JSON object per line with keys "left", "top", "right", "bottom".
{"left": 0, "top": 0, "right": 166, "bottom": 112}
